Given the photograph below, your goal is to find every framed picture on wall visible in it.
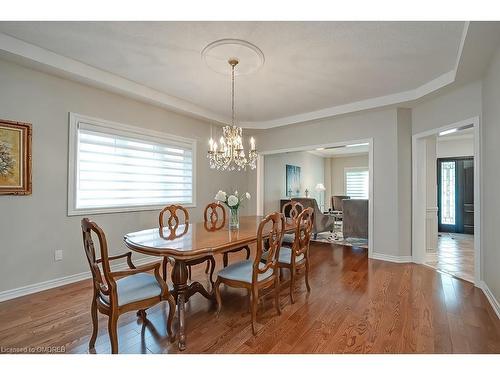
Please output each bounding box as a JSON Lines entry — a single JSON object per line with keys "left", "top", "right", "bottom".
{"left": 0, "top": 119, "right": 32, "bottom": 195}
{"left": 285, "top": 164, "right": 301, "bottom": 197}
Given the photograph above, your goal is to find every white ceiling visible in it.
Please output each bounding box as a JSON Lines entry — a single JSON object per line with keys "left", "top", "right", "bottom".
{"left": 0, "top": 21, "right": 466, "bottom": 127}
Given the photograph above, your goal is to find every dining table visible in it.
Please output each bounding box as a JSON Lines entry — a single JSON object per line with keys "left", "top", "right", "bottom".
{"left": 123, "top": 215, "right": 296, "bottom": 351}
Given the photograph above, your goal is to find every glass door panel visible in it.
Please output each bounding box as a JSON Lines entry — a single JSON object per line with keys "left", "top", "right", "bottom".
{"left": 440, "top": 161, "right": 456, "bottom": 225}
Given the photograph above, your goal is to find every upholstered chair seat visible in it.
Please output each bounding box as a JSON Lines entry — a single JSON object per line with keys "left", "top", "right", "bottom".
{"left": 217, "top": 259, "right": 273, "bottom": 283}
{"left": 214, "top": 212, "right": 285, "bottom": 335}
{"left": 262, "top": 247, "right": 304, "bottom": 265}
{"left": 102, "top": 273, "right": 162, "bottom": 306}
{"left": 271, "top": 207, "right": 314, "bottom": 304}
{"left": 81, "top": 218, "right": 175, "bottom": 354}
{"left": 282, "top": 233, "right": 295, "bottom": 244}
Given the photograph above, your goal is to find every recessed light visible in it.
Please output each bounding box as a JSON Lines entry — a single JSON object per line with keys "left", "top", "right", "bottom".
{"left": 439, "top": 128, "right": 458, "bottom": 136}
{"left": 346, "top": 142, "right": 369, "bottom": 148}
{"left": 316, "top": 147, "right": 325, "bottom": 151}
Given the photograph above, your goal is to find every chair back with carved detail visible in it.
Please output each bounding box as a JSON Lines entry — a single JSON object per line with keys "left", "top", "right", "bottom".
{"left": 291, "top": 207, "right": 314, "bottom": 263}
{"left": 204, "top": 202, "right": 226, "bottom": 231}
{"left": 81, "top": 218, "right": 113, "bottom": 300}
{"left": 159, "top": 204, "right": 189, "bottom": 231}
{"left": 253, "top": 212, "right": 285, "bottom": 283}
{"left": 282, "top": 200, "right": 303, "bottom": 223}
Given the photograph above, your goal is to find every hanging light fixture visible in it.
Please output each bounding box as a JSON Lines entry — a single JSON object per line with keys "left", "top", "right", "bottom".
{"left": 207, "top": 58, "right": 257, "bottom": 171}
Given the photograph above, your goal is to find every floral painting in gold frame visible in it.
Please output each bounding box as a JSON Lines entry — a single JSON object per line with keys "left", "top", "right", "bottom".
{"left": 0, "top": 119, "right": 32, "bottom": 195}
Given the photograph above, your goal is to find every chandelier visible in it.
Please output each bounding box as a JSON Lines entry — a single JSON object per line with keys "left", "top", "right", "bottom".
{"left": 207, "top": 58, "right": 258, "bottom": 171}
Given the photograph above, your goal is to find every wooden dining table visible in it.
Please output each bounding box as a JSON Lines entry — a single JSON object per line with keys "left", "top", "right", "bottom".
{"left": 123, "top": 215, "right": 295, "bottom": 350}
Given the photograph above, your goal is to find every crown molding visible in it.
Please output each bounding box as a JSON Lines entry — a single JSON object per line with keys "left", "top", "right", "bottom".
{"left": 243, "top": 68, "right": 458, "bottom": 129}
{"left": 0, "top": 32, "right": 231, "bottom": 125}
{"left": 0, "top": 22, "right": 469, "bottom": 129}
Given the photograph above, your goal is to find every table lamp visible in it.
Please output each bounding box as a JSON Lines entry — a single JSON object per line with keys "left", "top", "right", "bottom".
{"left": 315, "top": 183, "right": 326, "bottom": 211}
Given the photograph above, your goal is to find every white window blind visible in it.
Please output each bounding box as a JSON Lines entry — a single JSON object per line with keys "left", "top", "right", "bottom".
{"left": 68, "top": 114, "right": 195, "bottom": 215}
{"left": 345, "top": 168, "right": 369, "bottom": 199}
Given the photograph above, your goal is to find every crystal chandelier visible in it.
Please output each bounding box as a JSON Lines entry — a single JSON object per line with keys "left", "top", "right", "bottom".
{"left": 207, "top": 58, "right": 258, "bottom": 171}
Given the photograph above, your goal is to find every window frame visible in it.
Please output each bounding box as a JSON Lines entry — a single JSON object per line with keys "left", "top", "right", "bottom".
{"left": 344, "top": 166, "right": 369, "bottom": 199}
{"left": 68, "top": 112, "right": 197, "bottom": 216}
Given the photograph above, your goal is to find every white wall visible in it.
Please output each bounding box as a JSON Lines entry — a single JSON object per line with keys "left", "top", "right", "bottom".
{"left": 425, "top": 136, "right": 437, "bottom": 208}
{"left": 0, "top": 58, "right": 250, "bottom": 293}
{"left": 397, "top": 108, "right": 413, "bottom": 256}
{"left": 437, "top": 137, "right": 474, "bottom": 158}
{"left": 482, "top": 44, "right": 500, "bottom": 303}
{"left": 324, "top": 158, "right": 332, "bottom": 205}
{"left": 425, "top": 136, "right": 438, "bottom": 253}
{"left": 329, "top": 154, "right": 369, "bottom": 196}
{"left": 411, "top": 80, "right": 483, "bottom": 277}
{"left": 263, "top": 151, "right": 324, "bottom": 213}
{"left": 412, "top": 80, "right": 482, "bottom": 135}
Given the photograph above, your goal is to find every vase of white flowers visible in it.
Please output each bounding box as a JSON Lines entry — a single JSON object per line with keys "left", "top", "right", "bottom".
{"left": 214, "top": 190, "right": 251, "bottom": 230}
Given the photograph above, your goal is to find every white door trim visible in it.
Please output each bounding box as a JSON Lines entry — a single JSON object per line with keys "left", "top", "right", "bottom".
{"left": 411, "top": 116, "right": 481, "bottom": 285}
{"left": 257, "top": 138, "right": 374, "bottom": 259}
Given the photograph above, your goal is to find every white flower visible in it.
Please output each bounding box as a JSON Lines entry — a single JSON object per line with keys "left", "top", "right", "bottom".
{"left": 214, "top": 190, "right": 227, "bottom": 202}
{"left": 245, "top": 192, "right": 251, "bottom": 200}
{"left": 227, "top": 195, "right": 239, "bottom": 207}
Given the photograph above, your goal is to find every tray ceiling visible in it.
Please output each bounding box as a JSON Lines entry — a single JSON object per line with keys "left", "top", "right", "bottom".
{"left": 0, "top": 21, "right": 465, "bottom": 128}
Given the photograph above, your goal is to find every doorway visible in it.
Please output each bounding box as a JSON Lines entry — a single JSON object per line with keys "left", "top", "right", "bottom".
{"left": 431, "top": 156, "right": 475, "bottom": 282}
{"left": 412, "top": 117, "right": 481, "bottom": 285}
{"left": 437, "top": 157, "right": 474, "bottom": 234}
{"left": 256, "top": 138, "right": 374, "bottom": 259}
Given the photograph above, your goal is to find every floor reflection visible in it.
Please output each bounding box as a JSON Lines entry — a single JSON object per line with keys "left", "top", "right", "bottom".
{"left": 425, "top": 232, "right": 474, "bottom": 282}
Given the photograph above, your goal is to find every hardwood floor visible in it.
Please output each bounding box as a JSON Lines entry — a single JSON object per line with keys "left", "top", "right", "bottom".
{"left": 425, "top": 232, "right": 475, "bottom": 282}
{"left": 0, "top": 242, "right": 499, "bottom": 354}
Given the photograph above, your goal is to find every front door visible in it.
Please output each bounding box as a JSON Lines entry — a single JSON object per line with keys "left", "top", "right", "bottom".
{"left": 437, "top": 157, "right": 474, "bottom": 234}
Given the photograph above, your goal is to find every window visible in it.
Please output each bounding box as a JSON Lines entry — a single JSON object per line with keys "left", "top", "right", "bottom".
{"left": 68, "top": 113, "right": 196, "bottom": 215}
{"left": 440, "top": 161, "right": 456, "bottom": 225}
{"left": 344, "top": 167, "right": 369, "bottom": 199}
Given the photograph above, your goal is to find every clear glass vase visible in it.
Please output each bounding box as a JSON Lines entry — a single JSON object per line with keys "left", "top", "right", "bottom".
{"left": 229, "top": 207, "right": 240, "bottom": 230}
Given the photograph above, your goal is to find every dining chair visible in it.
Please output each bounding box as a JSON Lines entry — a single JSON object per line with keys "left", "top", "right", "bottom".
{"left": 204, "top": 202, "right": 251, "bottom": 268}
{"left": 81, "top": 218, "right": 176, "bottom": 354}
{"left": 214, "top": 212, "right": 285, "bottom": 335}
{"left": 204, "top": 202, "right": 226, "bottom": 231}
{"left": 292, "top": 197, "right": 334, "bottom": 239}
{"left": 281, "top": 200, "right": 304, "bottom": 246}
{"left": 263, "top": 207, "right": 314, "bottom": 304}
{"left": 159, "top": 204, "right": 215, "bottom": 283}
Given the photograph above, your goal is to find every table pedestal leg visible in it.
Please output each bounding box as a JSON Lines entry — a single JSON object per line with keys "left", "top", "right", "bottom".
{"left": 171, "top": 260, "right": 188, "bottom": 351}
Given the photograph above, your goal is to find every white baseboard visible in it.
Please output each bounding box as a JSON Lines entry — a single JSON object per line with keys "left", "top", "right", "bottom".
{"left": 370, "top": 252, "right": 413, "bottom": 263}
{"left": 479, "top": 281, "right": 500, "bottom": 320}
{"left": 0, "top": 257, "right": 154, "bottom": 303}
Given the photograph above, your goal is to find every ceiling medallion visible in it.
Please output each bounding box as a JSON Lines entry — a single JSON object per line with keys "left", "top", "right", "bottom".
{"left": 201, "top": 39, "right": 265, "bottom": 76}
{"left": 204, "top": 40, "right": 263, "bottom": 171}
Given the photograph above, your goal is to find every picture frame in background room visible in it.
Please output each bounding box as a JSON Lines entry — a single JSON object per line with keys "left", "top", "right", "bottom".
{"left": 0, "top": 119, "right": 32, "bottom": 195}
{"left": 286, "top": 164, "right": 301, "bottom": 197}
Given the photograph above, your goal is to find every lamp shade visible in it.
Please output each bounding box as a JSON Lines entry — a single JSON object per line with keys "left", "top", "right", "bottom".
{"left": 315, "top": 183, "right": 326, "bottom": 192}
